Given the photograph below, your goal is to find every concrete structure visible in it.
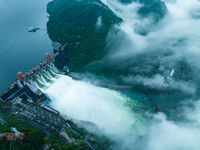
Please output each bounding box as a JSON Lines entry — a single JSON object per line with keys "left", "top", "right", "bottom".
{"left": 12, "top": 102, "right": 63, "bottom": 131}
{"left": 0, "top": 52, "right": 68, "bottom": 103}
{"left": 52, "top": 42, "right": 62, "bottom": 51}
{"left": 170, "top": 69, "right": 174, "bottom": 77}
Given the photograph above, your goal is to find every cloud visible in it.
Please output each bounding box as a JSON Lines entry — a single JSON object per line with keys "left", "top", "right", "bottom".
{"left": 122, "top": 74, "right": 165, "bottom": 87}
{"left": 101, "top": 0, "right": 200, "bottom": 64}
{"left": 44, "top": 73, "right": 200, "bottom": 150}
{"left": 44, "top": 0, "right": 200, "bottom": 149}
{"left": 95, "top": 16, "right": 103, "bottom": 27}
{"left": 145, "top": 111, "right": 200, "bottom": 150}
{"left": 95, "top": 0, "right": 200, "bottom": 92}
{"left": 109, "top": 99, "right": 200, "bottom": 150}
{"left": 86, "top": 0, "right": 200, "bottom": 148}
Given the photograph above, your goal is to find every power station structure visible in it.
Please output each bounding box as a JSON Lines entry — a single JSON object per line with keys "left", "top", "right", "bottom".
{"left": 17, "top": 53, "right": 62, "bottom": 95}
{"left": 0, "top": 49, "right": 69, "bottom": 102}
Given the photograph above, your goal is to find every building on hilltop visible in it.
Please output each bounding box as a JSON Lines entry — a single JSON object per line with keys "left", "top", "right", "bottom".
{"left": 52, "top": 42, "right": 68, "bottom": 55}
{"left": 52, "top": 42, "right": 62, "bottom": 51}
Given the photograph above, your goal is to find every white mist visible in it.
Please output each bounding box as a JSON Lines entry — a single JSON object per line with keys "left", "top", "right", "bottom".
{"left": 43, "top": 75, "right": 144, "bottom": 136}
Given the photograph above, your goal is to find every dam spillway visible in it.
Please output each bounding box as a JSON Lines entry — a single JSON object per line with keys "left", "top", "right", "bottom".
{"left": 0, "top": 52, "right": 69, "bottom": 102}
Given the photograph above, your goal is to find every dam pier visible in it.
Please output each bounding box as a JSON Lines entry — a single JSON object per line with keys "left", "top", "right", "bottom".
{"left": 0, "top": 45, "right": 99, "bottom": 148}
{"left": 0, "top": 52, "right": 68, "bottom": 103}
{"left": 0, "top": 44, "right": 72, "bottom": 136}
{"left": 0, "top": 41, "right": 69, "bottom": 102}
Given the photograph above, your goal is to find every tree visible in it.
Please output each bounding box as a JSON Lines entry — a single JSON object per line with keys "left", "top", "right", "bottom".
{"left": 43, "top": 137, "right": 49, "bottom": 143}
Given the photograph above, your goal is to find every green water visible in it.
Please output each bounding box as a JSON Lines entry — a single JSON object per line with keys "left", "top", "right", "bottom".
{"left": 42, "top": 74, "right": 200, "bottom": 149}
{"left": 47, "top": 67, "right": 56, "bottom": 78}
{"left": 40, "top": 71, "right": 51, "bottom": 82}
{"left": 33, "top": 76, "right": 44, "bottom": 88}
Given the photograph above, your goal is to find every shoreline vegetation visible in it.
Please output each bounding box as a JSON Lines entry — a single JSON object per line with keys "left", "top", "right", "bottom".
{"left": 0, "top": 101, "right": 112, "bottom": 150}
{"left": 47, "top": 0, "right": 194, "bottom": 94}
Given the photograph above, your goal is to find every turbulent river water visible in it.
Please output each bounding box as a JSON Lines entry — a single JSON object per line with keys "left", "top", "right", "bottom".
{"left": 43, "top": 0, "right": 200, "bottom": 149}
{"left": 41, "top": 73, "right": 200, "bottom": 150}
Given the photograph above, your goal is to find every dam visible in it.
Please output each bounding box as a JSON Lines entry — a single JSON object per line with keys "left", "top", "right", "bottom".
{"left": 0, "top": 41, "right": 160, "bottom": 111}
{"left": 0, "top": 51, "right": 69, "bottom": 103}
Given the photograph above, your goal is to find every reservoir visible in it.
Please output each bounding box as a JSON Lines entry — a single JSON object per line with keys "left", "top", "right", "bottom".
{"left": 0, "top": 0, "right": 52, "bottom": 92}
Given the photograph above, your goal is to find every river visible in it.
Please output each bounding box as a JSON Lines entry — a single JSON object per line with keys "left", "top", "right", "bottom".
{"left": 42, "top": 73, "right": 200, "bottom": 149}
{"left": 0, "top": 0, "right": 52, "bottom": 92}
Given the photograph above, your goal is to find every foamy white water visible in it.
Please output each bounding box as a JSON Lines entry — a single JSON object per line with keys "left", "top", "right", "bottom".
{"left": 42, "top": 75, "right": 200, "bottom": 150}
{"left": 41, "top": 0, "right": 200, "bottom": 149}
{"left": 43, "top": 75, "right": 144, "bottom": 135}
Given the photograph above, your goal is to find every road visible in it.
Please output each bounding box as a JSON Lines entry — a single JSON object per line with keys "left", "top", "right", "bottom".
{"left": 60, "top": 131, "right": 75, "bottom": 142}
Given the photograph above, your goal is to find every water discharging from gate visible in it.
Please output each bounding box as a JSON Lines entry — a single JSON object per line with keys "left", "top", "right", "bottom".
{"left": 41, "top": 75, "right": 147, "bottom": 136}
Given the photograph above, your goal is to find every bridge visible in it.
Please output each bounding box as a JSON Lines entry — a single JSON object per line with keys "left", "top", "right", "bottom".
{"left": 146, "top": 90, "right": 161, "bottom": 111}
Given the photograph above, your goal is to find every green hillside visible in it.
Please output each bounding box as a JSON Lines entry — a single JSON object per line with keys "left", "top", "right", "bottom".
{"left": 47, "top": 0, "right": 193, "bottom": 92}
{"left": 47, "top": 0, "right": 122, "bottom": 71}
{"left": 0, "top": 119, "right": 46, "bottom": 150}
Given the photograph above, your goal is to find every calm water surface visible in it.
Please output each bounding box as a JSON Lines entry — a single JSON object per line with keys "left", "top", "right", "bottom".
{"left": 0, "top": 0, "right": 52, "bottom": 91}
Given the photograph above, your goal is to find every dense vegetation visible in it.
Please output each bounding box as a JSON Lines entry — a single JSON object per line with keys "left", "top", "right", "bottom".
{"left": 41, "top": 120, "right": 112, "bottom": 150}
{"left": 0, "top": 102, "right": 12, "bottom": 116}
{"left": 80, "top": 50, "right": 194, "bottom": 91}
{"left": 47, "top": 0, "right": 193, "bottom": 92}
{"left": 0, "top": 119, "right": 46, "bottom": 150}
{"left": 44, "top": 131, "right": 89, "bottom": 150}
{"left": 47, "top": 0, "right": 122, "bottom": 71}
{"left": 65, "top": 120, "right": 112, "bottom": 150}
{"left": 47, "top": 0, "right": 167, "bottom": 71}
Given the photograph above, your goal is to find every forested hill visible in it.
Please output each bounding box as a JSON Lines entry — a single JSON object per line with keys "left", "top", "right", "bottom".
{"left": 47, "top": 0, "right": 193, "bottom": 92}
{"left": 47, "top": 0, "right": 167, "bottom": 73}
{"left": 47, "top": 0, "right": 122, "bottom": 71}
